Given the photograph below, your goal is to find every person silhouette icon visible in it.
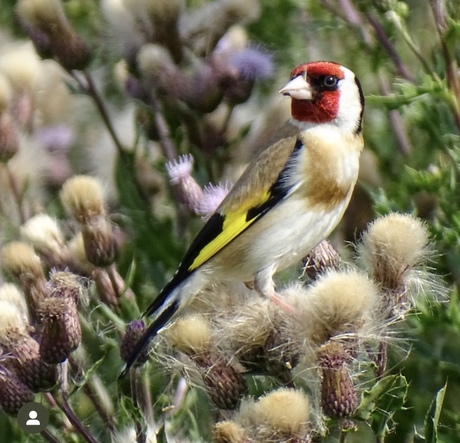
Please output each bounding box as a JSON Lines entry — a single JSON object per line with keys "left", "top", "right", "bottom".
{"left": 18, "top": 402, "right": 48, "bottom": 433}
{"left": 26, "top": 410, "right": 40, "bottom": 426}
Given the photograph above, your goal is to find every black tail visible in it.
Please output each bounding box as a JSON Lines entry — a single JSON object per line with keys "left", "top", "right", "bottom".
{"left": 119, "top": 300, "right": 179, "bottom": 378}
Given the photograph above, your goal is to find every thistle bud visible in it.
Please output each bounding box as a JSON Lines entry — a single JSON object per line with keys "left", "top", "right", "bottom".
{"left": 137, "top": 44, "right": 186, "bottom": 96}
{"left": 92, "top": 268, "right": 122, "bottom": 308}
{"left": 37, "top": 296, "right": 81, "bottom": 364}
{"left": 120, "top": 320, "right": 149, "bottom": 366}
{"left": 60, "top": 175, "right": 107, "bottom": 224}
{"left": 143, "top": 0, "right": 183, "bottom": 63}
{"left": 302, "top": 240, "right": 341, "bottom": 280}
{"left": 6, "top": 334, "right": 59, "bottom": 392}
{"left": 164, "top": 315, "right": 247, "bottom": 410}
{"left": 317, "top": 341, "right": 358, "bottom": 419}
{"left": 212, "top": 421, "right": 247, "bottom": 443}
{"left": 0, "top": 365, "right": 34, "bottom": 416}
{"left": 16, "top": 0, "right": 90, "bottom": 70}
{"left": 241, "top": 388, "right": 311, "bottom": 442}
{"left": 182, "top": 0, "right": 260, "bottom": 55}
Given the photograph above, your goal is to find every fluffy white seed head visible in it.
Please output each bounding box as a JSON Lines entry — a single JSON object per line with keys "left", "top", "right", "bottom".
{"left": 305, "top": 270, "right": 379, "bottom": 344}
{"left": 0, "top": 284, "right": 29, "bottom": 318}
{"left": 0, "top": 73, "right": 12, "bottom": 113}
{"left": 0, "top": 43, "right": 41, "bottom": 92}
{"left": 21, "top": 214, "right": 65, "bottom": 255}
{"left": 60, "top": 175, "right": 107, "bottom": 223}
{"left": 137, "top": 43, "right": 175, "bottom": 81}
{"left": 240, "top": 388, "right": 310, "bottom": 437}
{"left": 212, "top": 420, "right": 246, "bottom": 443}
{"left": 1, "top": 241, "right": 44, "bottom": 280}
{"left": 361, "top": 213, "right": 429, "bottom": 290}
{"left": 0, "top": 300, "right": 28, "bottom": 341}
{"left": 16, "top": 0, "right": 68, "bottom": 30}
{"left": 162, "top": 314, "right": 211, "bottom": 355}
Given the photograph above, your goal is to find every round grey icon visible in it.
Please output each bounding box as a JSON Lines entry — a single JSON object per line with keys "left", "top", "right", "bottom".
{"left": 17, "top": 402, "right": 49, "bottom": 433}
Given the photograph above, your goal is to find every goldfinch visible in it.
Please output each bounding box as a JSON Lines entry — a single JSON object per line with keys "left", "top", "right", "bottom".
{"left": 121, "top": 61, "right": 364, "bottom": 375}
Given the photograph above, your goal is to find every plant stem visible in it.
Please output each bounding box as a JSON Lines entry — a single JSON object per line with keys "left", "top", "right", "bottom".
{"left": 41, "top": 429, "right": 62, "bottom": 443}
{"left": 54, "top": 361, "right": 100, "bottom": 443}
{"left": 70, "top": 70, "right": 151, "bottom": 206}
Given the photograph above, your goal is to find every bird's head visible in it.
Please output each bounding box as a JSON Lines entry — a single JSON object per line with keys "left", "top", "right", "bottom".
{"left": 279, "top": 61, "right": 364, "bottom": 134}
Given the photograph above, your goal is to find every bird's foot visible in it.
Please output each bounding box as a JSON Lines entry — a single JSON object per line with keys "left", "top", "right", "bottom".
{"left": 269, "top": 292, "right": 295, "bottom": 314}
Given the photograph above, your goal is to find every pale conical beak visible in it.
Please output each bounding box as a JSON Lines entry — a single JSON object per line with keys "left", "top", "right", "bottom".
{"left": 279, "top": 75, "right": 313, "bottom": 100}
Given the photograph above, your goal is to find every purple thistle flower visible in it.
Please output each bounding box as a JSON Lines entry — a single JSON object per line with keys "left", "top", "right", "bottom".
{"left": 197, "top": 181, "right": 232, "bottom": 220}
{"left": 227, "top": 46, "right": 274, "bottom": 80}
{"left": 166, "top": 154, "right": 194, "bottom": 184}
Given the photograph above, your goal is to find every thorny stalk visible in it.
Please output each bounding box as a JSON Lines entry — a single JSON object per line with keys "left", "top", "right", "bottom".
{"left": 54, "top": 361, "right": 100, "bottom": 443}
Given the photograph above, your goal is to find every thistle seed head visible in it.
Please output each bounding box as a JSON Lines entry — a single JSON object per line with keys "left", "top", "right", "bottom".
{"left": 361, "top": 213, "right": 429, "bottom": 291}
{"left": 60, "top": 175, "right": 107, "bottom": 224}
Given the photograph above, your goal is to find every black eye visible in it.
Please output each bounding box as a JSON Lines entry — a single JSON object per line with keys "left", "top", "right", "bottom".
{"left": 323, "top": 75, "right": 338, "bottom": 88}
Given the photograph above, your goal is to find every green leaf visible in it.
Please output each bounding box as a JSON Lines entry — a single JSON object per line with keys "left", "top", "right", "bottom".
{"left": 355, "top": 374, "right": 409, "bottom": 438}
{"left": 425, "top": 382, "right": 448, "bottom": 443}
{"left": 355, "top": 374, "right": 408, "bottom": 420}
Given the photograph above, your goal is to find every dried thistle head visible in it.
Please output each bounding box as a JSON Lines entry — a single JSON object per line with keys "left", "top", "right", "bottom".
{"left": 60, "top": 175, "right": 107, "bottom": 224}
{"left": 240, "top": 388, "right": 311, "bottom": 442}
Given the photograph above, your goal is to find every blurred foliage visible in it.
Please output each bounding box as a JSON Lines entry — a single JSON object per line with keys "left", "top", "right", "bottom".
{"left": 0, "top": 0, "right": 459, "bottom": 442}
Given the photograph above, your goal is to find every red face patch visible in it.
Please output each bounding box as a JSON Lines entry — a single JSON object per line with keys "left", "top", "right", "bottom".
{"left": 289, "top": 61, "right": 345, "bottom": 123}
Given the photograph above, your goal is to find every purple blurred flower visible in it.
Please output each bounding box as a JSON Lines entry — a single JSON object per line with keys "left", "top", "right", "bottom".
{"left": 35, "top": 124, "right": 74, "bottom": 152}
{"left": 227, "top": 46, "right": 274, "bottom": 80}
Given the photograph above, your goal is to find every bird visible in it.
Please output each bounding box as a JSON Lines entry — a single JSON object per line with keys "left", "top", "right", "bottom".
{"left": 121, "top": 60, "right": 365, "bottom": 376}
